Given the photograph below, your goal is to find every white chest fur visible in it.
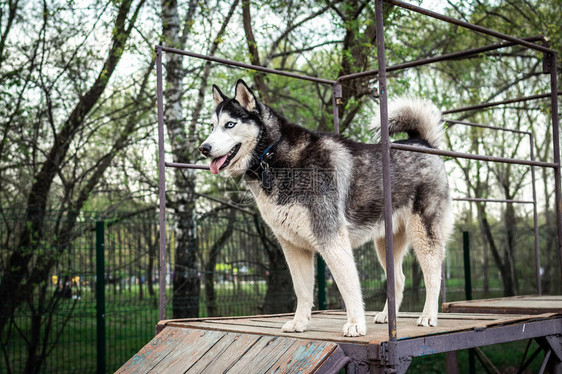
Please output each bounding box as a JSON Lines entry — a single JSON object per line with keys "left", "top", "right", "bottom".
{"left": 248, "top": 181, "right": 316, "bottom": 250}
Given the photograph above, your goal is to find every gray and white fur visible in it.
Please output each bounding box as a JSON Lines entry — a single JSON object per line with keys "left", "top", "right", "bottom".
{"left": 200, "top": 80, "right": 453, "bottom": 337}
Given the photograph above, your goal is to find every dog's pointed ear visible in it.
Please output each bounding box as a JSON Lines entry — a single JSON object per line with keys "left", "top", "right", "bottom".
{"left": 212, "top": 84, "right": 227, "bottom": 106}
{"left": 234, "top": 79, "right": 258, "bottom": 112}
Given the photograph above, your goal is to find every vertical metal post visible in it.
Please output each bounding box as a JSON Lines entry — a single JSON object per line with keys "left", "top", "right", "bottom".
{"left": 332, "top": 82, "right": 342, "bottom": 134}
{"left": 375, "top": 0, "right": 397, "bottom": 347}
{"left": 529, "top": 133, "right": 541, "bottom": 294}
{"left": 441, "top": 261, "right": 446, "bottom": 304}
{"left": 317, "top": 255, "right": 327, "bottom": 310}
{"left": 463, "top": 232, "right": 476, "bottom": 374}
{"left": 95, "top": 221, "right": 106, "bottom": 374}
{"left": 156, "top": 46, "right": 168, "bottom": 323}
{"left": 548, "top": 53, "right": 562, "bottom": 282}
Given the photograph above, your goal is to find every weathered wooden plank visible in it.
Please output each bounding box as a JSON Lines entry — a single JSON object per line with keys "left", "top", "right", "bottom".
{"left": 119, "top": 328, "right": 342, "bottom": 374}
{"left": 149, "top": 329, "right": 226, "bottom": 374}
{"left": 185, "top": 333, "right": 260, "bottom": 374}
{"left": 225, "top": 335, "right": 297, "bottom": 373}
{"left": 116, "top": 327, "right": 192, "bottom": 374}
{"left": 175, "top": 320, "right": 370, "bottom": 344}
{"left": 443, "top": 295, "right": 562, "bottom": 314}
{"left": 269, "top": 340, "right": 337, "bottom": 373}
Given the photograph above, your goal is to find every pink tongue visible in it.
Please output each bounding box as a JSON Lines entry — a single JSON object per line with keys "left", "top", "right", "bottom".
{"left": 210, "top": 154, "right": 228, "bottom": 174}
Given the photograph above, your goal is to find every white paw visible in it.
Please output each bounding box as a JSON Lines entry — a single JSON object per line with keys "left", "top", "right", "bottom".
{"left": 374, "top": 312, "right": 388, "bottom": 324}
{"left": 342, "top": 321, "right": 367, "bottom": 337}
{"left": 282, "top": 318, "right": 309, "bottom": 333}
{"left": 417, "top": 314, "right": 438, "bottom": 327}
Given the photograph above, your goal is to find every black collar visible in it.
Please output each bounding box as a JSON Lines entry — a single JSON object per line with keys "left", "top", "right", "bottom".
{"left": 254, "top": 139, "right": 280, "bottom": 170}
{"left": 248, "top": 140, "right": 280, "bottom": 189}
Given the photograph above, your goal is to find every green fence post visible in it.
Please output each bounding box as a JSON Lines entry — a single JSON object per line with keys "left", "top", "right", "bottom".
{"left": 463, "top": 231, "right": 473, "bottom": 301}
{"left": 96, "top": 221, "right": 106, "bottom": 374}
{"left": 317, "top": 255, "right": 327, "bottom": 310}
{"left": 463, "top": 231, "right": 475, "bottom": 374}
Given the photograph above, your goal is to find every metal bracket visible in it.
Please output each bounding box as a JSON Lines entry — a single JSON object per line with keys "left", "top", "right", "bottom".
{"left": 333, "top": 82, "right": 343, "bottom": 105}
{"left": 378, "top": 341, "right": 400, "bottom": 366}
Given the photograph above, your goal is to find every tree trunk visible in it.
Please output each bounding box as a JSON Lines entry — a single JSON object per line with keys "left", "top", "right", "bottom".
{"left": 252, "top": 215, "right": 295, "bottom": 314}
{"left": 477, "top": 204, "right": 516, "bottom": 296}
{"left": 241, "top": 0, "right": 270, "bottom": 103}
{"left": 205, "top": 210, "right": 236, "bottom": 317}
{"left": 160, "top": 0, "right": 201, "bottom": 318}
{"left": 502, "top": 203, "right": 518, "bottom": 295}
{"left": 147, "top": 224, "right": 156, "bottom": 297}
{"left": 262, "top": 248, "right": 295, "bottom": 314}
{"left": 161, "top": 0, "right": 237, "bottom": 318}
{"left": 411, "top": 260, "right": 423, "bottom": 304}
{"left": 479, "top": 219, "right": 490, "bottom": 294}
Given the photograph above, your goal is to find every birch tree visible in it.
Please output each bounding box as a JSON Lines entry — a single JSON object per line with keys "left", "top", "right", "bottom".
{"left": 160, "top": 0, "right": 239, "bottom": 318}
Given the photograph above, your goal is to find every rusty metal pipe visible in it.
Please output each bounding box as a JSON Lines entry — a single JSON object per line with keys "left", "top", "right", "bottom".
{"left": 443, "top": 92, "right": 562, "bottom": 115}
{"left": 383, "top": 0, "right": 555, "bottom": 54}
{"left": 547, "top": 53, "right": 562, "bottom": 282}
{"left": 337, "top": 36, "right": 548, "bottom": 83}
{"left": 453, "top": 197, "right": 534, "bottom": 204}
{"left": 165, "top": 162, "right": 210, "bottom": 170}
{"left": 156, "top": 47, "right": 167, "bottom": 322}
{"left": 375, "top": 0, "right": 398, "bottom": 348}
{"left": 391, "top": 143, "right": 557, "bottom": 168}
{"left": 156, "top": 45, "right": 336, "bottom": 85}
{"left": 443, "top": 119, "right": 531, "bottom": 135}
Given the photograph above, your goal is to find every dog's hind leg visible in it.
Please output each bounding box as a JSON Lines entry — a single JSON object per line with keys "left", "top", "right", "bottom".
{"left": 407, "top": 214, "right": 446, "bottom": 327}
{"left": 316, "top": 229, "right": 366, "bottom": 337}
{"left": 373, "top": 226, "right": 408, "bottom": 324}
{"left": 277, "top": 237, "right": 315, "bottom": 333}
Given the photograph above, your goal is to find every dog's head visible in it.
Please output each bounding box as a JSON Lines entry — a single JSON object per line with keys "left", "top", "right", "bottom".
{"left": 200, "top": 80, "right": 264, "bottom": 177}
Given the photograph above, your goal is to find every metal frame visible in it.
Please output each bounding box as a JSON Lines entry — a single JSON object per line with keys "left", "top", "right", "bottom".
{"left": 155, "top": 0, "right": 561, "bottom": 371}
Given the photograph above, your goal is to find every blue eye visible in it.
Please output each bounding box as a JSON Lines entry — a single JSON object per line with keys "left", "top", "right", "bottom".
{"left": 225, "top": 121, "right": 236, "bottom": 129}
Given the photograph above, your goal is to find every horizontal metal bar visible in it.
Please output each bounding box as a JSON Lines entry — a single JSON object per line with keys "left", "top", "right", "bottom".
{"left": 443, "top": 92, "right": 562, "bottom": 114}
{"left": 156, "top": 45, "right": 336, "bottom": 85}
{"left": 396, "top": 318, "right": 562, "bottom": 358}
{"left": 383, "top": 0, "right": 555, "bottom": 54}
{"left": 443, "top": 119, "right": 531, "bottom": 135}
{"left": 390, "top": 143, "right": 558, "bottom": 168}
{"left": 337, "top": 36, "right": 547, "bottom": 82}
{"left": 453, "top": 197, "right": 534, "bottom": 204}
{"left": 165, "top": 161, "right": 209, "bottom": 170}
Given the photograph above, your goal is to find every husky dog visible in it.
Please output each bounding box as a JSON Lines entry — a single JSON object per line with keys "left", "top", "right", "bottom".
{"left": 200, "top": 80, "right": 452, "bottom": 337}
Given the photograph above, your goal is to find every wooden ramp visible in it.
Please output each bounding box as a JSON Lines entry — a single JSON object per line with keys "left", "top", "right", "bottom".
{"left": 116, "top": 327, "right": 347, "bottom": 374}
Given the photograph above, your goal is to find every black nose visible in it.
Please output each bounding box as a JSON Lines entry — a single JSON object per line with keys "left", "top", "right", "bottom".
{"left": 199, "top": 143, "right": 212, "bottom": 156}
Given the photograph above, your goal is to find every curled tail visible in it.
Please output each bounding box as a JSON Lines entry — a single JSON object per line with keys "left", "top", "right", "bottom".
{"left": 373, "top": 97, "right": 443, "bottom": 148}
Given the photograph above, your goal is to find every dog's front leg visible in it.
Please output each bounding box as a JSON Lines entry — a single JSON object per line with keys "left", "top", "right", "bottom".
{"left": 277, "top": 237, "right": 315, "bottom": 333}
{"left": 317, "top": 236, "right": 366, "bottom": 337}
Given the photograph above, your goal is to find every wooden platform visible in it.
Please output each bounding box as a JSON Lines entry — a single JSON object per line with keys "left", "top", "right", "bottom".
{"left": 118, "top": 309, "right": 562, "bottom": 373}
{"left": 159, "top": 310, "right": 558, "bottom": 344}
{"left": 442, "top": 295, "right": 562, "bottom": 314}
